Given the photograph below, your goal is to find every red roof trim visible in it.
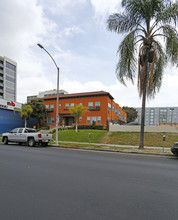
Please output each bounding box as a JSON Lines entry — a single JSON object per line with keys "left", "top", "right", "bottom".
{"left": 43, "top": 91, "right": 114, "bottom": 100}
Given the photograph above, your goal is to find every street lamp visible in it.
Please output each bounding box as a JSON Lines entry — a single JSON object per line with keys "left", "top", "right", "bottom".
{"left": 37, "top": 43, "right": 59, "bottom": 145}
{"left": 170, "top": 108, "right": 174, "bottom": 127}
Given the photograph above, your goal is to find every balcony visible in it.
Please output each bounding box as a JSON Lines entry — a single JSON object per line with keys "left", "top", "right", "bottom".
{"left": 88, "top": 106, "right": 100, "bottom": 111}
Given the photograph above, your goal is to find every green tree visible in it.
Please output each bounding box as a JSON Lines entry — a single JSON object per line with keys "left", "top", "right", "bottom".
{"left": 27, "top": 98, "right": 48, "bottom": 128}
{"left": 14, "top": 105, "right": 33, "bottom": 128}
{"left": 107, "top": 0, "right": 178, "bottom": 148}
{"left": 122, "top": 106, "right": 138, "bottom": 123}
{"left": 69, "top": 104, "right": 88, "bottom": 132}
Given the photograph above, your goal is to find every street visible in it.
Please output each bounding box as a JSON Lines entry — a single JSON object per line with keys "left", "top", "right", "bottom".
{"left": 0, "top": 143, "right": 178, "bottom": 220}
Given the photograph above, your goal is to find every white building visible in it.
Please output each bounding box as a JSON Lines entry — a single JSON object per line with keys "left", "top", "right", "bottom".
{"left": 27, "top": 89, "right": 68, "bottom": 101}
{"left": 0, "top": 56, "right": 17, "bottom": 101}
{"left": 135, "top": 107, "right": 178, "bottom": 126}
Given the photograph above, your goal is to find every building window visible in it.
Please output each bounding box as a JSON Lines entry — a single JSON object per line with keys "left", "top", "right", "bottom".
{"left": 107, "top": 117, "right": 111, "bottom": 123}
{"left": 80, "top": 103, "right": 82, "bottom": 105}
{"left": 59, "top": 104, "right": 61, "bottom": 109}
{"left": 71, "top": 103, "right": 74, "bottom": 107}
{"left": 95, "top": 102, "right": 100, "bottom": 110}
{"left": 79, "top": 116, "right": 82, "bottom": 121}
{"left": 47, "top": 117, "right": 54, "bottom": 123}
{"left": 159, "top": 108, "right": 167, "bottom": 123}
{"left": 149, "top": 109, "right": 155, "bottom": 125}
{"left": 87, "top": 116, "right": 90, "bottom": 124}
{"left": 50, "top": 104, "right": 54, "bottom": 111}
{"left": 47, "top": 117, "right": 51, "bottom": 123}
{"left": 97, "top": 116, "right": 101, "bottom": 124}
{"left": 108, "top": 103, "right": 111, "bottom": 112}
{"left": 51, "top": 117, "right": 54, "bottom": 123}
{"left": 65, "top": 103, "right": 69, "bottom": 109}
{"left": 46, "top": 105, "right": 49, "bottom": 109}
{"left": 88, "top": 102, "right": 93, "bottom": 110}
{"left": 91, "top": 116, "right": 96, "bottom": 123}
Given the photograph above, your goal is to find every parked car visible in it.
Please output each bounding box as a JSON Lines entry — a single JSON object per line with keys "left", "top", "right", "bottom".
{"left": 2, "top": 128, "right": 53, "bottom": 147}
{"left": 171, "top": 142, "right": 178, "bottom": 156}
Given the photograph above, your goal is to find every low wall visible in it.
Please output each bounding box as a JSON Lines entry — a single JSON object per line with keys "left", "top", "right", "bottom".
{"left": 109, "top": 124, "right": 178, "bottom": 133}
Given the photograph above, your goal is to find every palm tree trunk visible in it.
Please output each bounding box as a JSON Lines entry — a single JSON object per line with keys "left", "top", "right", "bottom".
{"left": 25, "top": 118, "right": 27, "bottom": 128}
{"left": 139, "top": 51, "right": 148, "bottom": 149}
{"left": 139, "top": 85, "right": 146, "bottom": 149}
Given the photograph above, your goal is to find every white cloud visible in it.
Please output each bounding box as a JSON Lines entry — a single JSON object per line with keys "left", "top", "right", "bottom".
{"left": 90, "top": 0, "right": 121, "bottom": 16}
{"left": 0, "top": 0, "right": 56, "bottom": 57}
{"left": 0, "top": 0, "right": 59, "bottom": 102}
{"left": 60, "top": 72, "right": 178, "bottom": 108}
{"left": 1, "top": 0, "right": 177, "bottom": 110}
{"left": 38, "top": 0, "right": 87, "bottom": 16}
{"left": 18, "top": 76, "right": 54, "bottom": 103}
{"left": 61, "top": 26, "right": 85, "bottom": 37}
{"left": 61, "top": 77, "right": 140, "bottom": 107}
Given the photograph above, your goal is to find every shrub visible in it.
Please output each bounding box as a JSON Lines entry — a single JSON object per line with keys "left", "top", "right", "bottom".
{"left": 77, "top": 125, "right": 103, "bottom": 130}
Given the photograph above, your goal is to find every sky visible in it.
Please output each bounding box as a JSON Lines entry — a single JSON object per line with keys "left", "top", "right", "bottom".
{"left": 1, "top": 0, "right": 178, "bottom": 108}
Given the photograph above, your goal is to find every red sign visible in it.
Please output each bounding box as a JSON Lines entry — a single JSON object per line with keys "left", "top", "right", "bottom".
{"left": 7, "top": 101, "right": 15, "bottom": 107}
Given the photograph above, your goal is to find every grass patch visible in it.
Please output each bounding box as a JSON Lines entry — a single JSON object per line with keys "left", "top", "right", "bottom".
{"left": 105, "top": 132, "right": 178, "bottom": 148}
{"left": 52, "top": 130, "right": 177, "bottom": 148}
{"left": 54, "top": 129, "right": 108, "bottom": 143}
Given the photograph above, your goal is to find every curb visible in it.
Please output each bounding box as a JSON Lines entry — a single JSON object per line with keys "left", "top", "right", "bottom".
{"left": 52, "top": 144, "right": 173, "bottom": 157}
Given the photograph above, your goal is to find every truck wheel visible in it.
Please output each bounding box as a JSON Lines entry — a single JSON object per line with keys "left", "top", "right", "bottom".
{"left": 3, "top": 137, "right": 8, "bottom": 145}
{"left": 28, "top": 138, "right": 35, "bottom": 147}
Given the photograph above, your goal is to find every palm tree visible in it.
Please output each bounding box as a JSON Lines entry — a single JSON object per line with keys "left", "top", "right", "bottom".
{"left": 14, "top": 105, "right": 33, "bottom": 128}
{"left": 69, "top": 104, "right": 88, "bottom": 132}
{"left": 107, "top": 0, "right": 178, "bottom": 149}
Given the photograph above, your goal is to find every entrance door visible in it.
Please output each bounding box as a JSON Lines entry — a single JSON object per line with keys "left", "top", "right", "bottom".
{"left": 65, "top": 117, "right": 74, "bottom": 126}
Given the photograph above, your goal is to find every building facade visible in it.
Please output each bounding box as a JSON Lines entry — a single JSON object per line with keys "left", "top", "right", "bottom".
{"left": 27, "top": 89, "right": 68, "bottom": 102}
{"left": 135, "top": 107, "right": 178, "bottom": 126}
{"left": 0, "top": 56, "right": 17, "bottom": 101}
{"left": 0, "top": 98, "right": 22, "bottom": 133}
{"left": 42, "top": 91, "right": 127, "bottom": 128}
{"left": 0, "top": 98, "right": 37, "bottom": 134}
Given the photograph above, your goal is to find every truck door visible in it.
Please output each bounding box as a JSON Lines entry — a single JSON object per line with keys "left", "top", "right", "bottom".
{"left": 8, "top": 128, "right": 19, "bottom": 141}
{"left": 16, "top": 128, "right": 26, "bottom": 142}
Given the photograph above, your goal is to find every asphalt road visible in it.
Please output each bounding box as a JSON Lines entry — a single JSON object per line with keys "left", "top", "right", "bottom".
{"left": 0, "top": 143, "right": 178, "bottom": 220}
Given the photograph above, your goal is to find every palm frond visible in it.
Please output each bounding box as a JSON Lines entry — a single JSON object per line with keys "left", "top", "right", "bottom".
{"left": 116, "top": 30, "right": 137, "bottom": 85}
{"left": 157, "top": 2, "right": 178, "bottom": 25}
{"left": 148, "top": 51, "right": 156, "bottom": 94}
{"left": 162, "top": 25, "right": 178, "bottom": 65}
{"left": 107, "top": 13, "right": 137, "bottom": 33}
{"left": 122, "top": 0, "right": 164, "bottom": 29}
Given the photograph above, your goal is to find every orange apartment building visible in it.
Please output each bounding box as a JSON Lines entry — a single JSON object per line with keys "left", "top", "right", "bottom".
{"left": 42, "top": 91, "right": 127, "bottom": 128}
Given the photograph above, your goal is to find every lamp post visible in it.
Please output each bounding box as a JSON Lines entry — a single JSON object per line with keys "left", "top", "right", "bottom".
{"left": 170, "top": 108, "right": 174, "bottom": 127}
{"left": 37, "top": 43, "right": 59, "bottom": 145}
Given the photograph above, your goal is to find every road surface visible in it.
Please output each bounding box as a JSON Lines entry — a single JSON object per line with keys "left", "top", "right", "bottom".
{"left": 0, "top": 143, "right": 178, "bottom": 220}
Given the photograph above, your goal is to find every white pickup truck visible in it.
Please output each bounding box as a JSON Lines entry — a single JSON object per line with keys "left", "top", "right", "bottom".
{"left": 2, "top": 128, "right": 53, "bottom": 147}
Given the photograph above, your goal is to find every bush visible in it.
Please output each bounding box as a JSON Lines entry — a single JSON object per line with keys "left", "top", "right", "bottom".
{"left": 77, "top": 125, "right": 104, "bottom": 130}
{"left": 50, "top": 129, "right": 56, "bottom": 134}
{"left": 49, "top": 125, "right": 104, "bottom": 133}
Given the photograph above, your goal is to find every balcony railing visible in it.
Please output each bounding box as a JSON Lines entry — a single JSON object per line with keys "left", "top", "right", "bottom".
{"left": 88, "top": 106, "right": 100, "bottom": 111}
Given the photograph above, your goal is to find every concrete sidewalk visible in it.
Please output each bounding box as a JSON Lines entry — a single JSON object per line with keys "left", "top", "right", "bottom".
{"left": 52, "top": 141, "right": 172, "bottom": 157}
